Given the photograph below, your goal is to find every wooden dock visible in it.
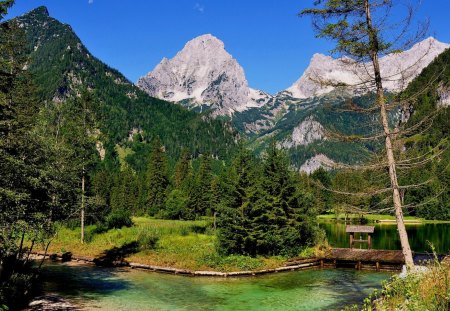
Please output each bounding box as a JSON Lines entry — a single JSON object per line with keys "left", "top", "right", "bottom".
{"left": 288, "top": 248, "right": 448, "bottom": 272}
{"left": 287, "top": 248, "right": 406, "bottom": 271}
{"left": 325, "top": 248, "right": 404, "bottom": 271}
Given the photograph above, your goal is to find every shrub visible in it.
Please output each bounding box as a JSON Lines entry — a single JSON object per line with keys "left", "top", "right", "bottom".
{"left": 105, "top": 209, "right": 133, "bottom": 229}
{"left": 159, "top": 190, "right": 194, "bottom": 220}
{"left": 190, "top": 224, "right": 207, "bottom": 234}
{"left": 136, "top": 230, "right": 160, "bottom": 251}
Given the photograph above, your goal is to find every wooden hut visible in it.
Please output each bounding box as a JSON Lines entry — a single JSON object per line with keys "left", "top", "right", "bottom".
{"left": 346, "top": 225, "right": 375, "bottom": 249}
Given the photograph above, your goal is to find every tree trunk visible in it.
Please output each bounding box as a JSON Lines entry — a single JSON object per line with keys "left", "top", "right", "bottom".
{"left": 364, "top": 0, "right": 414, "bottom": 270}
{"left": 25, "top": 240, "right": 35, "bottom": 265}
{"left": 39, "top": 240, "right": 52, "bottom": 270}
{"left": 81, "top": 168, "right": 85, "bottom": 244}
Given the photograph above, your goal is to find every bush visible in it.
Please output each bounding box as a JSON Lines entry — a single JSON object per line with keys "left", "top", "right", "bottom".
{"left": 136, "top": 230, "right": 159, "bottom": 251}
{"left": 0, "top": 258, "right": 39, "bottom": 311}
{"left": 159, "top": 190, "right": 194, "bottom": 220}
{"left": 105, "top": 209, "right": 133, "bottom": 229}
{"left": 190, "top": 224, "right": 207, "bottom": 234}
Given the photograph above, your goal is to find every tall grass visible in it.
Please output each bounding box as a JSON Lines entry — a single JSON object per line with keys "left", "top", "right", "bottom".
{"left": 37, "top": 217, "right": 285, "bottom": 271}
{"left": 345, "top": 249, "right": 450, "bottom": 311}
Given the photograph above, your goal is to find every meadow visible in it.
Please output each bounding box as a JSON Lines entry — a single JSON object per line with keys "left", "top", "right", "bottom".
{"left": 39, "top": 217, "right": 287, "bottom": 272}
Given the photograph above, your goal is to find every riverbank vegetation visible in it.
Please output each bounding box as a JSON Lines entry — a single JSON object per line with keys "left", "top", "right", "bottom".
{"left": 345, "top": 255, "right": 450, "bottom": 310}
{"left": 37, "top": 217, "right": 326, "bottom": 272}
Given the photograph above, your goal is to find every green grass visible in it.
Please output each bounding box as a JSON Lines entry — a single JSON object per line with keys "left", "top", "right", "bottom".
{"left": 346, "top": 257, "right": 450, "bottom": 310}
{"left": 37, "top": 217, "right": 286, "bottom": 272}
{"left": 115, "top": 144, "right": 134, "bottom": 169}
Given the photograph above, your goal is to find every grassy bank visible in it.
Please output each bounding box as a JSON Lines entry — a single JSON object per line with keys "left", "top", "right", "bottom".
{"left": 35, "top": 217, "right": 291, "bottom": 272}
{"left": 346, "top": 257, "right": 450, "bottom": 310}
{"left": 318, "top": 214, "right": 450, "bottom": 224}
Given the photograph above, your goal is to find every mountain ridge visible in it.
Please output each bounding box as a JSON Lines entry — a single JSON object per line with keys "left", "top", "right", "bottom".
{"left": 13, "top": 7, "right": 239, "bottom": 164}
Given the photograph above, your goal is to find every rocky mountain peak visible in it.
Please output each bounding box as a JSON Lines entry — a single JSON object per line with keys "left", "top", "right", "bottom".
{"left": 29, "top": 6, "right": 50, "bottom": 17}
{"left": 184, "top": 33, "right": 225, "bottom": 51}
{"left": 137, "top": 34, "right": 270, "bottom": 116}
{"left": 286, "top": 37, "right": 449, "bottom": 99}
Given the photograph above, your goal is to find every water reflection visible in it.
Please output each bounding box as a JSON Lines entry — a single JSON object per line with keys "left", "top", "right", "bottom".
{"left": 320, "top": 222, "right": 450, "bottom": 253}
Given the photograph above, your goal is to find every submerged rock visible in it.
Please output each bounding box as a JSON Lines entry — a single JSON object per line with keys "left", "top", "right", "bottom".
{"left": 26, "top": 294, "right": 78, "bottom": 311}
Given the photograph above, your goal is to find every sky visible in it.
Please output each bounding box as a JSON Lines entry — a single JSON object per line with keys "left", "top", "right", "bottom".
{"left": 6, "top": 0, "right": 450, "bottom": 94}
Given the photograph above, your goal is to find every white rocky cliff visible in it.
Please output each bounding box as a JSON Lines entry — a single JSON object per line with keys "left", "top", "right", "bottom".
{"left": 286, "top": 37, "right": 449, "bottom": 99}
{"left": 137, "top": 34, "right": 270, "bottom": 116}
{"left": 299, "top": 154, "right": 335, "bottom": 175}
{"left": 280, "top": 116, "right": 325, "bottom": 148}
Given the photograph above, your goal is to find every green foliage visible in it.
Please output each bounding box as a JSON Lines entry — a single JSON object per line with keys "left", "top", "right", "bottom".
{"left": 0, "top": 7, "right": 64, "bottom": 309}
{"left": 136, "top": 229, "right": 160, "bottom": 251}
{"left": 217, "top": 144, "right": 321, "bottom": 257}
{"left": 105, "top": 209, "right": 133, "bottom": 229}
{"left": 146, "top": 138, "right": 170, "bottom": 216}
{"left": 189, "top": 154, "right": 214, "bottom": 217}
{"left": 161, "top": 189, "right": 192, "bottom": 220}
{"left": 174, "top": 148, "right": 191, "bottom": 188}
{"left": 351, "top": 252, "right": 450, "bottom": 310}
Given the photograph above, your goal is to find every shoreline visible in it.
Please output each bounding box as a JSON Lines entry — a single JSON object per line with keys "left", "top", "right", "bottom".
{"left": 31, "top": 252, "right": 322, "bottom": 277}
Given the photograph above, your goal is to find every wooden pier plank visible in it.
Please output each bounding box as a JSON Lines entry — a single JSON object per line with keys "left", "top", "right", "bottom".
{"left": 326, "top": 248, "right": 405, "bottom": 264}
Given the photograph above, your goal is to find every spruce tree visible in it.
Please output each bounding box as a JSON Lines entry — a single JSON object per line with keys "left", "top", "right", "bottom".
{"left": 217, "top": 146, "right": 260, "bottom": 255}
{"left": 146, "top": 137, "right": 169, "bottom": 216}
{"left": 174, "top": 148, "right": 191, "bottom": 188}
{"left": 190, "top": 154, "right": 213, "bottom": 217}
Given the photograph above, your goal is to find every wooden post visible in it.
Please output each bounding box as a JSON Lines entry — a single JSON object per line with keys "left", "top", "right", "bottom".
{"left": 376, "top": 261, "right": 380, "bottom": 272}
{"left": 320, "top": 260, "right": 324, "bottom": 269}
{"left": 368, "top": 234, "right": 372, "bottom": 249}
{"left": 349, "top": 234, "right": 353, "bottom": 248}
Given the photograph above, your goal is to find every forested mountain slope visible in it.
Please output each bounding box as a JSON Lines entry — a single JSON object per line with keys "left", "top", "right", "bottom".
{"left": 15, "top": 6, "right": 239, "bottom": 164}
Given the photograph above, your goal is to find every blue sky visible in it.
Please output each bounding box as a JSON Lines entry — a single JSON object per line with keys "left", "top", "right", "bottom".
{"left": 6, "top": 0, "right": 450, "bottom": 94}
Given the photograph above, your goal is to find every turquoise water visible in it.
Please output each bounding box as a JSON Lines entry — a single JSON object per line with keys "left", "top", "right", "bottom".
{"left": 41, "top": 222, "right": 450, "bottom": 310}
{"left": 320, "top": 222, "right": 450, "bottom": 253}
{"left": 42, "top": 262, "right": 390, "bottom": 311}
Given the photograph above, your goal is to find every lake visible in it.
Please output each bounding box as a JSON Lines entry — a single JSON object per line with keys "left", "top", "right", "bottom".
{"left": 38, "top": 222, "right": 450, "bottom": 310}
{"left": 41, "top": 262, "right": 390, "bottom": 311}
{"left": 320, "top": 222, "right": 450, "bottom": 253}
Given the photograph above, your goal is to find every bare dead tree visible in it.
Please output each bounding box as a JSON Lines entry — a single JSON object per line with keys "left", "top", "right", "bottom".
{"left": 300, "top": 0, "right": 448, "bottom": 270}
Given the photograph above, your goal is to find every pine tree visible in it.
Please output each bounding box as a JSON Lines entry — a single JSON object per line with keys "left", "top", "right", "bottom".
{"left": 311, "top": 167, "right": 333, "bottom": 213}
{"left": 110, "top": 166, "right": 138, "bottom": 214}
{"left": 190, "top": 154, "right": 213, "bottom": 217}
{"left": 217, "top": 146, "right": 261, "bottom": 255}
{"left": 174, "top": 148, "right": 191, "bottom": 188}
{"left": 255, "top": 142, "right": 318, "bottom": 256}
{"left": 146, "top": 137, "right": 170, "bottom": 216}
